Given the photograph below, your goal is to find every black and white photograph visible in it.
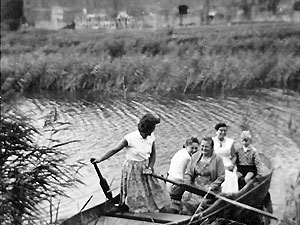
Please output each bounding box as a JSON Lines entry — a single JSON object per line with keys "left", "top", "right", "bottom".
{"left": 1, "top": 0, "right": 300, "bottom": 224}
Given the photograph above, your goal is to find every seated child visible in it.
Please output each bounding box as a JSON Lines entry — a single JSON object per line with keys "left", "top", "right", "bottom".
{"left": 166, "top": 137, "right": 200, "bottom": 213}
{"left": 236, "top": 130, "right": 264, "bottom": 188}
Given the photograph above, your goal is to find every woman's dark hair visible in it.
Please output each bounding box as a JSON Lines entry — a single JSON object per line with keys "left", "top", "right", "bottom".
{"left": 215, "top": 123, "right": 227, "bottom": 131}
{"left": 184, "top": 136, "right": 200, "bottom": 147}
{"left": 138, "top": 113, "right": 160, "bottom": 133}
{"left": 201, "top": 137, "right": 214, "bottom": 149}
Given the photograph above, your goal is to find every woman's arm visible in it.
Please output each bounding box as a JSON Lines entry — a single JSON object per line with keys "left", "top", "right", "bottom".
{"left": 253, "top": 150, "right": 264, "bottom": 176}
{"left": 210, "top": 157, "right": 225, "bottom": 191}
{"left": 92, "top": 138, "right": 128, "bottom": 163}
{"left": 143, "top": 142, "right": 156, "bottom": 174}
{"left": 184, "top": 153, "right": 199, "bottom": 184}
{"left": 182, "top": 157, "right": 191, "bottom": 175}
{"left": 230, "top": 143, "right": 237, "bottom": 166}
{"left": 148, "top": 142, "right": 156, "bottom": 168}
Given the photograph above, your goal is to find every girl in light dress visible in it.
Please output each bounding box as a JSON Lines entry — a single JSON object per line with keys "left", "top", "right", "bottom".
{"left": 212, "top": 123, "right": 239, "bottom": 193}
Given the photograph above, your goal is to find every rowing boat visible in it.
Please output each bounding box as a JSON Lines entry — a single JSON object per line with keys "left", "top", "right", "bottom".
{"left": 61, "top": 153, "right": 273, "bottom": 225}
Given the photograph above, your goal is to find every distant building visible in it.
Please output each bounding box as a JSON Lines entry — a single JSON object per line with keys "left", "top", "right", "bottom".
{"left": 23, "top": 0, "right": 83, "bottom": 29}
{"left": 292, "top": 1, "right": 300, "bottom": 23}
{"left": 22, "top": 0, "right": 297, "bottom": 30}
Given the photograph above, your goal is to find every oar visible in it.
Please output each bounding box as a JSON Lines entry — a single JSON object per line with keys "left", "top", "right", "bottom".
{"left": 150, "top": 173, "right": 215, "bottom": 198}
{"left": 90, "top": 159, "right": 113, "bottom": 200}
{"left": 150, "top": 173, "right": 278, "bottom": 221}
{"left": 188, "top": 187, "right": 211, "bottom": 224}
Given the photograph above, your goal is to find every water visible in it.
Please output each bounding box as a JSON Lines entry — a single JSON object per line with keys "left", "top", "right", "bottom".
{"left": 13, "top": 90, "right": 300, "bottom": 223}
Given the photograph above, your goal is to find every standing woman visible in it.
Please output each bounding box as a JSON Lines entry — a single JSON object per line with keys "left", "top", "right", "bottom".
{"left": 212, "top": 123, "right": 239, "bottom": 193}
{"left": 91, "top": 113, "right": 171, "bottom": 213}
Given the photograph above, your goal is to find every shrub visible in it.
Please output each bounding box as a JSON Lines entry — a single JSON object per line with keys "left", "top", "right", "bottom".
{"left": 1, "top": 23, "right": 299, "bottom": 97}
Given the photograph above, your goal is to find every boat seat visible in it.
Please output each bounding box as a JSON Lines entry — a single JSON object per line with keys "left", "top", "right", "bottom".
{"left": 111, "top": 211, "right": 191, "bottom": 223}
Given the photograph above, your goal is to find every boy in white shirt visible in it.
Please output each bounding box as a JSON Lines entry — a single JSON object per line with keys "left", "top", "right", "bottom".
{"left": 166, "top": 137, "right": 200, "bottom": 213}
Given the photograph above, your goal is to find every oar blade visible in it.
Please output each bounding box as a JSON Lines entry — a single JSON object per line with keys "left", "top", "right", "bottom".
{"left": 100, "top": 177, "right": 113, "bottom": 200}
{"left": 92, "top": 162, "right": 113, "bottom": 200}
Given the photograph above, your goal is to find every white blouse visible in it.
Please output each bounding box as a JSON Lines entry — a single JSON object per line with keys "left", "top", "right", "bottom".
{"left": 124, "top": 130, "right": 155, "bottom": 161}
{"left": 168, "top": 148, "right": 191, "bottom": 180}
{"left": 212, "top": 136, "right": 234, "bottom": 167}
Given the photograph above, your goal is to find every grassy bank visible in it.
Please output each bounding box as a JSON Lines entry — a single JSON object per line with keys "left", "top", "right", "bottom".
{"left": 1, "top": 22, "right": 299, "bottom": 97}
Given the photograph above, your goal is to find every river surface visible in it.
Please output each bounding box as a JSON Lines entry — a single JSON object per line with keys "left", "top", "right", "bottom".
{"left": 13, "top": 90, "right": 300, "bottom": 223}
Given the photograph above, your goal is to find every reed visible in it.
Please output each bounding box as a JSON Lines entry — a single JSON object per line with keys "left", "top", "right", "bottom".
{"left": 1, "top": 22, "right": 299, "bottom": 97}
{"left": 0, "top": 106, "right": 86, "bottom": 224}
{"left": 280, "top": 170, "right": 300, "bottom": 225}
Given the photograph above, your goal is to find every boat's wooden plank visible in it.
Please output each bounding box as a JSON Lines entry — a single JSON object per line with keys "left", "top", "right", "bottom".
{"left": 112, "top": 211, "right": 191, "bottom": 223}
{"left": 91, "top": 216, "right": 163, "bottom": 225}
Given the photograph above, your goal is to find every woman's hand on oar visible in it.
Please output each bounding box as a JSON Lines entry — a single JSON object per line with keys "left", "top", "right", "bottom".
{"left": 90, "top": 158, "right": 98, "bottom": 164}
{"left": 143, "top": 166, "right": 153, "bottom": 175}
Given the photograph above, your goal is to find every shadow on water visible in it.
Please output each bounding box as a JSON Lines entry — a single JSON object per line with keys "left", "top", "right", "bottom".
{"left": 17, "top": 89, "right": 300, "bottom": 222}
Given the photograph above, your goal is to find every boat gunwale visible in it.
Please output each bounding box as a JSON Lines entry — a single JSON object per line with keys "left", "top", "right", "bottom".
{"left": 173, "top": 168, "right": 273, "bottom": 225}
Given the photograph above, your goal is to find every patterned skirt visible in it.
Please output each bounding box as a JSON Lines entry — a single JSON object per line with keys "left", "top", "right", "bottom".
{"left": 120, "top": 159, "right": 171, "bottom": 213}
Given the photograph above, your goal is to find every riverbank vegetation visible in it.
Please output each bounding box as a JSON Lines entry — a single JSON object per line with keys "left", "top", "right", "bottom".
{"left": 1, "top": 22, "right": 299, "bottom": 97}
{"left": 279, "top": 169, "right": 300, "bottom": 225}
{"left": 1, "top": 93, "right": 85, "bottom": 224}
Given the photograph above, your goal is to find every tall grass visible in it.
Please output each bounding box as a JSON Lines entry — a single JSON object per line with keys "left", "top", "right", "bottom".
{"left": 1, "top": 23, "right": 299, "bottom": 97}
{"left": 0, "top": 105, "right": 86, "bottom": 224}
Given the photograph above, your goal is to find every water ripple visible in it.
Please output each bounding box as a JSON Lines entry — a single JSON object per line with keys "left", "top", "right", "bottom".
{"left": 12, "top": 92, "right": 300, "bottom": 221}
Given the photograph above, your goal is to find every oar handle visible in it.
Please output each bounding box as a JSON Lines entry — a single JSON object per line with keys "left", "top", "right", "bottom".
{"left": 150, "top": 173, "right": 177, "bottom": 185}
{"left": 150, "top": 173, "right": 214, "bottom": 198}
{"left": 93, "top": 162, "right": 104, "bottom": 180}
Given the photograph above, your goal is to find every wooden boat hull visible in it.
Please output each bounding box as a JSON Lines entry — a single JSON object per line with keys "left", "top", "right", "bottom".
{"left": 199, "top": 154, "right": 273, "bottom": 224}
{"left": 61, "top": 153, "right": 273, "bottom": 225}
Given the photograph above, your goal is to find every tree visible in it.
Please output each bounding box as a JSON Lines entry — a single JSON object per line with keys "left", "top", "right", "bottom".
{"left": 0, "top": 108, "right": 85, "bottom": 224}
{"left": 1, "top": 0, "right": 24, "bottom": 30}
{"left": 241, "top": 0, "right": 252, "bottom": 20}
{"left": 267, "top": 0, "right": 281, "bottom": 15}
